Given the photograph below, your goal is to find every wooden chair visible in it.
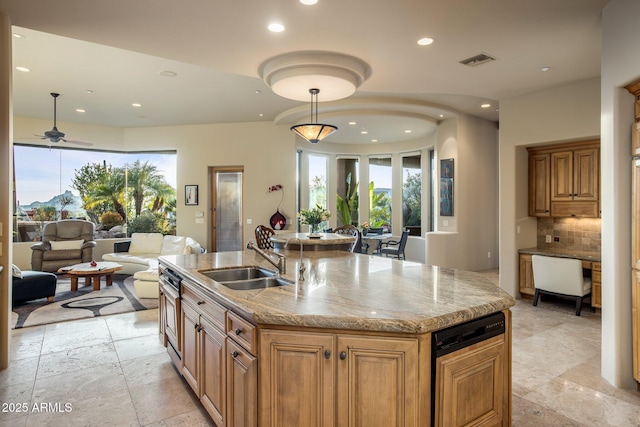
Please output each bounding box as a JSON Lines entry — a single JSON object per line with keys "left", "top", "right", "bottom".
{"left": 380, "top": 230, "right": 410, "bottom": 260}
{"left": 531, "top": 255, "right": 592, "bottom": 316}
{"left": 333, "top": 224, "right": 362, "bottom": 253}
{"left": 255, "top": 225, "right": 275, "bottom": 249}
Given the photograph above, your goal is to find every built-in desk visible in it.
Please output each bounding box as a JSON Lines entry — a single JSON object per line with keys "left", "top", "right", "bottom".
{"left": 518, "top": 247, "right": 602, "bottom": 308}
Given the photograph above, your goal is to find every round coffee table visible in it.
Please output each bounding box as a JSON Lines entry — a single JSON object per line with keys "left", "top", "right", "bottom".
{"left": 59, "top": 261, "right": 123, "bottom": 291}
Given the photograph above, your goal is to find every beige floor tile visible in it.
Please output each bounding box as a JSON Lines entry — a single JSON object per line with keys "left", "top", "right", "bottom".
{"left": 113, "top": 334, "right": 166, "bottom": 362}
{"left": 128, "top": 375, "right": 200, "bottom": 425}
{"left": 0, "top": 356, "right": 39, "bottom": 387}
{"left": 0, "top": 415, "right": 28, "bottom": 427}
{"left": 120, "top": 352, "right": 180, "bottom": 388}
{"left": 25, "top": 388, "right": 139, "bottom": 427}
{"left": 36, "top": 342, "right": 119, "bottom": 379}
{"left": 143, "top": 407, "right": 213, "bottom": 426}
{"left": 0, "top": 381, "right": 35, "bottom": 424}
{"left": 512, "top": 394, "right": 589, "bottom": 426}
{"left": 32, "top": 362, "right": 127, "bottom": 405}
{"left": 105, "top": 309, "right": 159, "bottom": 341}
{"left": 40, "top": 324, "right": 113, "bottom": 354}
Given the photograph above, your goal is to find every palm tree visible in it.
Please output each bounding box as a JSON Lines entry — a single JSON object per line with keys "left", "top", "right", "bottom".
{"left": 84, "top": 168, "right": 128, "bottom": 222}
{"left": 126, "top": 160, "right": 167, "bottom": 217}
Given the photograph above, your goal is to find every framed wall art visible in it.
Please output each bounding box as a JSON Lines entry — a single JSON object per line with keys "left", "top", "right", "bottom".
{"left": 440, "top": 159, "right": 454, "bottom": 216}
{"left": 185, "top": 185, "right": 199, "bottom": 205}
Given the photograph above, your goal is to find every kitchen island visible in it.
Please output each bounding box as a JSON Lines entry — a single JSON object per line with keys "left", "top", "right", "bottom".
{"left": 158, "top": 250, "right": 515, "bottom": 427}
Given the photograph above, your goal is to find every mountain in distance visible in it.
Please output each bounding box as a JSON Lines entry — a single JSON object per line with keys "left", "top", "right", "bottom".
{"left": 17, "top": 190, "right": 86, "bottom": 216}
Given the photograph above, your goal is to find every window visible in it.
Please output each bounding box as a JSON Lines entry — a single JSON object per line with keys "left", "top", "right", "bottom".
{"left": 369, "top": 157, "right": 392, "bottom": 232}
{"left": 402, "top": 154, "right": 421, "bottom": 234}
{"left": 13, "top": 144, "right": 177, "bottom": 241}
{"left": 336, "top": 157, "right": 359, "bottom": 227}
{"left": 308, "top": 154, "right": 328, "bottom": 229}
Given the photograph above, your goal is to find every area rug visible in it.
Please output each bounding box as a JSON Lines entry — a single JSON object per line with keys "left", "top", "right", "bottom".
{"left": 11, "top": 274, "right": 158, "bottom": 329}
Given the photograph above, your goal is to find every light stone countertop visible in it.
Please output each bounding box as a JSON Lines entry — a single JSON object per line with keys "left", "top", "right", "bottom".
{"left": 518, "top": 247, "right": 601, "bottom": 262}
{"left": 160, "top": 251, "right": 515, "bottom": 334}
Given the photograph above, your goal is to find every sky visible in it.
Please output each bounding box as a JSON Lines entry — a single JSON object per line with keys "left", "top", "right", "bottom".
{"left": 308, "top": 154, "right": 393, "bottom": 189}
{"left": 13, "top": 145, "right": 177, "bottom": 205}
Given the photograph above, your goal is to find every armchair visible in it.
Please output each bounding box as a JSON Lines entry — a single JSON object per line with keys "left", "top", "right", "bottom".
{"left": 380, "top": 230, "right": 410, "bottom": 260}
{"left": 532, "top": 255, "right": 592, "bottom": 316}
{"left": 31, "top": 220, "right": 96, "bottom": 272}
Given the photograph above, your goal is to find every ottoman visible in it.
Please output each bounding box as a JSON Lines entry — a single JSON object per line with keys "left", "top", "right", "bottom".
{"left": 133, "top": 267, "right": 159, "bottom": 299}
{"left": 12, "top": 271, "right": 58, "bottom": 305}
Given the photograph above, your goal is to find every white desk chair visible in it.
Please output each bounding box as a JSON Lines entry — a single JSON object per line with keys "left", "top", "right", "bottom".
{"left": 531, "top": 255, "right": 592, "bottom": 316}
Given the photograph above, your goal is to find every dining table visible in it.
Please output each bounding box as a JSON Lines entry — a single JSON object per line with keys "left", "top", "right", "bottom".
{"left": 270, "top": 232, "right": 356, "bottom": 252}
{"left": 362, "top": 232, "right": 394, "bottom": 255}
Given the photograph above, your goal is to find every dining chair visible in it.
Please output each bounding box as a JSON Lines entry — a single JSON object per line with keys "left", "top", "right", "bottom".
{"left": 380, "top": 230, "right": 410, "bottom": 260}
{"left": 255, "top": 225, "right": 275, "bottom": 249}
{"left": 531, "top": 255, "right": 592, "bottom": 316}
{"left": 333, "top": 224, "right": 363, "bottom": 253}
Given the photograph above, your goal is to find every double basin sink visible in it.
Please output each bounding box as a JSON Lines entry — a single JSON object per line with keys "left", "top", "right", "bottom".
{"left": 199, "top": 266, "right": 293, "bottom": 290}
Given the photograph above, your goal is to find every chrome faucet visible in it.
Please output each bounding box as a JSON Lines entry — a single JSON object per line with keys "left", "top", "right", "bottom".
{"left": 285, "top": 237, "right": 306, "bottom": 282}
{"left": 246, "top": 241, "right": 286, "bottom": 275}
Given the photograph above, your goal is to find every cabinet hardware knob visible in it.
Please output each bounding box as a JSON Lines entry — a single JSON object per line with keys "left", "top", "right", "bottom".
{"left": 194, "top": 323, "right": 199, "bottom": 329}
{"left": 232, "top": 351, "right": 239, "bottom": 358}
{"left": 197, "top": 301, "right": 204, "bottom": 305}
{"left": 339, "top": 351, "right": 346, "bottom": 360}
{"left": 324, "top": 350, "right": 331, "bottom": 359}
{"left": 235, "top": 328, "right": 242, "bottom": 335}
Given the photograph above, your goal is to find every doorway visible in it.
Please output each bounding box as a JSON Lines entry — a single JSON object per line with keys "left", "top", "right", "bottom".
{"left": 210, "top": 167, "right": 244, "bottom": 252}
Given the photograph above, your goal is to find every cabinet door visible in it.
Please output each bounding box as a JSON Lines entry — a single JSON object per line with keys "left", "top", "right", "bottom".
{"left": 551, "top": 150, "right": 573, "bottom": 201}
{"left": 158, "top": 285, "right": 166, "bottom": 346}
{"left": 336, "top": 335, "right": 419, "bottom": 427}
{"left": 518, "top": 254, "right": 535, "bottom": 296}
{"left": 200, "top": 316, "right": 226, "bottom": 427}
{"left": 573, "top": 147, "right": 599, "bottom": 201}
{"left": 162, "top": 283, "right": 180, "bottom": 350}
{"left": 591, "top": 262, "right": 602, "bottom": 309}
{"left": 227, "top": 338, "right": 257, "bottom": 427}
{"left": 434, "top": 334, "right": 505, "bottom": 427}
{"left": 181, "top": 302, "right": 200, "bottom": 396}
{"left": 633, "top": 159, "right": 640, "bottom": 270}
{"left": 528, "top": 153, "right": 551, "bottom": 216}
{"left": 259, "top": 330, "right": 335, "bottom": 427}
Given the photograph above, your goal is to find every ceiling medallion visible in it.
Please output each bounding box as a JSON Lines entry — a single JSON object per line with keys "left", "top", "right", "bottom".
{"left": 259, "top": 51, "right": 371, "bottom": 102}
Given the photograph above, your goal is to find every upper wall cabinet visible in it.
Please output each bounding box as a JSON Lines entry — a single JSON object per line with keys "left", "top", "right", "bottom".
{"left": 528, "top": 140, "right": 600, "bottom": 218}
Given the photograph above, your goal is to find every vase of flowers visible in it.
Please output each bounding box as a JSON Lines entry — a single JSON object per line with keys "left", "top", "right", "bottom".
{"left": 298, "top": 204, "right": 331, "bottom": 236}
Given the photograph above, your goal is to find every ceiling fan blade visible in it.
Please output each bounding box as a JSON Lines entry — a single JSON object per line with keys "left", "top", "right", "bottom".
{"left": 61, "top": 138, "right": 93, "bottom": 147}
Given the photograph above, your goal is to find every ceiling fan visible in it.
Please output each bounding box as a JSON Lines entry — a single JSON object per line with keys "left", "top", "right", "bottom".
{"left": 35, "top": 93, "right": 92, "bottom": 146}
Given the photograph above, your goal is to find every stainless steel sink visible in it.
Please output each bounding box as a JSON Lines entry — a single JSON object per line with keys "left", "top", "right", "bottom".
{"left": 199, "top": 266, "right": 292, "bottom": 290}
{"left": 200, "top": 267, "right": 276, "bottom": 282}
{"left": 222, "top": 276, "right": 293, "bottom": 290}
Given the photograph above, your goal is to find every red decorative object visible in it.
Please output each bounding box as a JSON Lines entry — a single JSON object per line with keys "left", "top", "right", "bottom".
{"left": 90, "top": 260, "right": 97, "bottom": 267}
{"left": 270, "top": 210, "right": 287, "bottom": 230}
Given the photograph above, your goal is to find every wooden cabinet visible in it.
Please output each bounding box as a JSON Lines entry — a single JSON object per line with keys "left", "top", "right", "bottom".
{"left": 518, "top": 254, "right": 535, "bottom": 296}
{"left": 159, "top": 279, "right": 181, "bottom": 367}
{"left": 259, "top": 329, "right": 421, "bottom": 427}
{"left": 180, "top": 279, "right": 257, "bottom": 427}
{"left": 634, "top": 271, "right": 640, "bottom": 384}
{"left": 433, "top": 334, "right": 506, "bottom": 427}
{"left": 528, "top": 141, "right": 600, "bottom": 218}
{"left": 591, "top": 262, "right": 602, "bottom": 309}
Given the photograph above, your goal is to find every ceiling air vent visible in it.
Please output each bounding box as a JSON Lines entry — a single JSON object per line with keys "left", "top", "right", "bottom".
{"left": 459, "top": 53, "right": 496, "bottom": 67}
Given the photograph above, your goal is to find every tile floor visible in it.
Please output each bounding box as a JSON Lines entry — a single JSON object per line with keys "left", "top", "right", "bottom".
{"left": 2, "top": 283, "right": 640, "bottom": 426}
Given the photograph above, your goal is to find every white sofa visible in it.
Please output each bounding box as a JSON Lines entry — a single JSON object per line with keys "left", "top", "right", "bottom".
{"left": 102, "top": 232, "right": 203, "bottom": 275}
{"left": 102, "top": 233, "right": 203, "bottom": 299}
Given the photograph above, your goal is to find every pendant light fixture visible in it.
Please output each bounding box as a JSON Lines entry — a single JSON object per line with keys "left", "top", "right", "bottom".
{"left": 290, "top": 88, "right": 337, "bottom": 144}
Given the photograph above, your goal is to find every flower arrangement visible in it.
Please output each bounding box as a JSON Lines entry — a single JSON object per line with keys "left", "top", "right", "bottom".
{"left": 298, "top": 204, "right": 331, "bottom": 234}
{"left": 268, "top": 184, "right": 283, "bottom": 193}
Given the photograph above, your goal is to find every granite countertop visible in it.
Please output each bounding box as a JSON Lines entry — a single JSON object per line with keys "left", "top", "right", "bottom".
{"left": 518, "top": 247, "right": 601, "bottom": 262}
{"left": 160, "top": 251, "right": 515, "bottom": 334}
{"left": 270, "top": 232, "right": 355, "bottom": 245}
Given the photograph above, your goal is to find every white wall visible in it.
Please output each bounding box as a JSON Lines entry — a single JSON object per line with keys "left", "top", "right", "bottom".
{"left": 601, "top": 0, "right": 640, "bottom": 389}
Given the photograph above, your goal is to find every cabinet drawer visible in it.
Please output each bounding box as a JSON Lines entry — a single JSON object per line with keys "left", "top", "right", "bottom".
{"left": 227, "top": 311, "right": 256, "bottom": 354}
{"left": 551, "top": 201, "right": 599, "bottom": 217}
{"left": 182, "top": 282, "right": 226, "bottom": 330}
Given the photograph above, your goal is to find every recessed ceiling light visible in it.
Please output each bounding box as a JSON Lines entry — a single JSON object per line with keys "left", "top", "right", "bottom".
{"left": 417, "top": 37, "right": 434, "bottom": 46}
{"left": 76, "top": 109, "right": 86, "bottom": 113}
{"left": 254, "top": 90, "right": 261, "bottom": 94}
{"left": 86, "top": 90, "right": 94, "bottom": 94}
{"left": 268, "top": 23, "right": 285, "bottom": 32}
{"left": 361, "top": 130, "right": 368, "bottom": 134}
{"left": 159, "top": 70, "right": 177, "bottom": 77}
{"left": 541, "top": 66, "right": 550, "bottom": 72}
{"left": 132, "top": 103, "right": 142, "bottom": 108}
{"left": 481, "top": 103, "right": 491, "bottom": 108}
{"left": 300, "top": 0, "right": 318, "bottom": 4}
{"left": 439, "top": 114, "right": 444, "bottom": 118}
{"left": 371, "top": 139, "right": 378, "bottom": 143}
{"left": 259, "top": 113, "right": 264, "bottom": 117}
{"left": 15, "top": 66, "right": 30, "bottom": 72}
{"left": 348, "top": 121, "right": 357, "bottom": 125}
{"left": 404, "top": 130, "right": 412, "bottom": 133}
{"left": 12, "top": 33, "right": 25, "bottom": 39}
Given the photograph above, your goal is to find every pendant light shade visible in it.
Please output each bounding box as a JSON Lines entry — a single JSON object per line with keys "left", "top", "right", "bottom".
{"left": 290, "top": 89, "right": 337, "bottom": 144}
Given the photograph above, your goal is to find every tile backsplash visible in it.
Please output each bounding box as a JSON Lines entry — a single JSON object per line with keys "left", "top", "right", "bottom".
{"left": 537, "top": 217, "right": 601, "bottom": 253}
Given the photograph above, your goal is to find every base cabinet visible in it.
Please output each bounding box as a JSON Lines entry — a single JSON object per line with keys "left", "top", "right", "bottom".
{"left": 633, "top": 271, "right": 640, "bottom": 384}
{"left": 518, "top": 254, "right": 535, "bottom": 297}
{"left": 159, "top": 280, "right": 181, "bottom": 366}
{"left": 259, "top": 329, "right": 421, "bottom": 427}
{"left": 180, "top": 279, "right": 257, "bottom": 427}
